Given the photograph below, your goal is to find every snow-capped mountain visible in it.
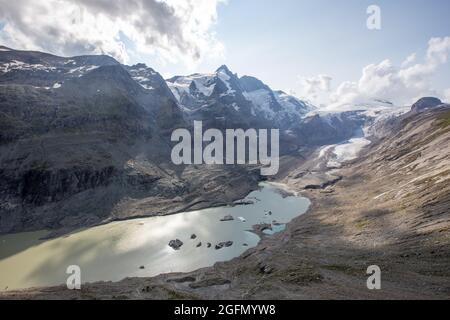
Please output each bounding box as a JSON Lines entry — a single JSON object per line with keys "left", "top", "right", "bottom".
{"left": 166, "top": 66, "right": 263, "bottom": 129}
{"left": 274, "top": 90, "right": 315, "bottom": 116}
{"left": 0, "top": 46, "right": 371, "bottom": 150}
{"left": 0, "top": 46, "right": 186, "bottom": 142}
{"left": 240, "top": 75, "right": 314, "bottom": 126}
{"left": 165, "top": 65, "right": 380, "bottom": 149}
{"left": 166, "top": 65, "right": 315, "bottom": 129}
{"left": 167, "top": 65, "right": 244, "bottom": 111}
{"left": 0, "top": 46, "right": 120, "bottom": 88}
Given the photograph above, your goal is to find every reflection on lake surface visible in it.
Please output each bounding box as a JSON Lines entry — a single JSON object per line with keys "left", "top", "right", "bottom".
{"left": 0, "top": 183, "right": 310, "bottom": 290}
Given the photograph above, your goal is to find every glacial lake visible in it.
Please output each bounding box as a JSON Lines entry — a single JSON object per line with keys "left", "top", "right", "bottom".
{"left": 0, "top": 183, "right": 310, "bottom": 290}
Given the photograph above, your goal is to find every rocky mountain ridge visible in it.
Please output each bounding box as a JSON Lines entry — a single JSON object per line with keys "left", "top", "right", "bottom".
{"left": 0, "top": 47, "right": 402, "bottom": 234}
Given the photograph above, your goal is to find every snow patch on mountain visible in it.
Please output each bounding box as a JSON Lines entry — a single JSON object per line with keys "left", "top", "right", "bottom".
{"left": 67, "top": 65, "right": 99, "bottom": 76}
{"left": 166, "top": 65, "right": 316, "bottom": 125}
{"left": 317, "top": 127, "right": 371, "bottom": 168}
{"left": 243, "top": 89, "right": 276, "bottom": 119}
{"left": 64, "top": 60, "right": 77, "bottom": 65}
{"left": 327, "top": 136, "right": 371, "bottom": 168}
{"left": 217, "top": 68, "right": 235, "bottom": 96}
{"left": 274, "top": 91, "right": 315, "bottom": 116}
{"left": 126, "top": 64, "right": 161, "bottom": 91}
{"left": 323, "top": 99, "right": 395, "bottom": 113}
{"left": 0, "top": 60, "right": 57, "bottom": 73}
{"left": 169, "top": 73, "right": 216, "bottom": 100}
{"left": 132, "top": 75, "right": 155, "bottom": 90}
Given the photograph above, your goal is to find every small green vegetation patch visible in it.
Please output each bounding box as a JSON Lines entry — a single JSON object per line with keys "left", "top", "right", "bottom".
{"left": 438, "top": 111, "right": 450, "bottom": 128}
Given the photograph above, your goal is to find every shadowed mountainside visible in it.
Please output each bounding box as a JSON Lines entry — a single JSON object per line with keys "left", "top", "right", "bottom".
{"left": 0, "top": 48, "right": 369, "bottom": 234}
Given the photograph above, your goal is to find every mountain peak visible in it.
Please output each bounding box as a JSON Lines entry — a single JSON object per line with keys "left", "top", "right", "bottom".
{"left": 216, "top": 65, "right": 232, "bottom": 74}
{"left": 0, "top": 45, "right": 13, "bottom": 51}
{"left": 131, "top": 63, "right": 148, "bottom": 69}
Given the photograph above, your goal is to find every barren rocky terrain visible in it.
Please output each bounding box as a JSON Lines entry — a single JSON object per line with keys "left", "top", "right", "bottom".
{"left": 3, "top": 103, "right": 449, "bottom": 300}
{"left": 1, "top": 47, "right": 363, "bottom": 236}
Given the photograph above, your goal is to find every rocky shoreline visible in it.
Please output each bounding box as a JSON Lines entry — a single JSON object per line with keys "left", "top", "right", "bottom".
{"left": 4, "top": 166, "right": 262, "bottom": 240}
{"left": 1, "top": 160, "right": 449, "bottom": 299}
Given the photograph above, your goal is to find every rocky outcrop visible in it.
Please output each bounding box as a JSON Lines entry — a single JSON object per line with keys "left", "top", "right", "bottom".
{"left": 169, "top": 239, "right": 184, "bottom": 250}
{"left": 220, "top": 215, "right": 234, "bottom": 222}
{"left": 215, "top": 241, "right": 233, "bottom": 250}
{"left": 411, "top": 97, "right": 443, "bottom": 113}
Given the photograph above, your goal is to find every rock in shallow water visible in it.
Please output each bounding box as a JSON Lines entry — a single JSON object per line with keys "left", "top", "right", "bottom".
{"left": 169, "top": 239, "right": 184, "bottom": 250}
{"left": 215, "top": 241, "right": 233, "bottom": 250}
{"left": 220, "top": 215, "right": 234, "bottom": 222}
{"left": 233, "top": 199, "right": 255, "bottom": 205}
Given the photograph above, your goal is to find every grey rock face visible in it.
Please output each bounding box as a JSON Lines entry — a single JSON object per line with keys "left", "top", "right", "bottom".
{"left": 411, "top": 97, "right": 443, "bottom": 113}
{"left": 0, "top": 48, "right": 374, "bottom": 234}
{"left": 295, "top": 111, "right": 365, "bottom": 146}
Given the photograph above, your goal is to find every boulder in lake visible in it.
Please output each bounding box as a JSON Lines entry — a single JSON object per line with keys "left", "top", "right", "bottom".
{"left": 215, "top": 241, "right": 234, "bottom": 250}
{"left": 190, "top": 234, "right": 197, "bottom": 240}
{"left": 169, "top": 239, "right": 184, "bottom": 250}
{"left": 196, "top": 242, "right": 202, "bottom": 248}
{"left": 220, "top": 215, "right": 234, "bottom": 222}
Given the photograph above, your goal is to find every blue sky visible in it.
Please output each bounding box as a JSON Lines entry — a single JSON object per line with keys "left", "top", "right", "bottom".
{"left": 144, "top": 0, "right": 450, "bottom": 97}
{"left": 129, "top": 0, "right": 450, "bottom": 104}
{"left": 1, "top": 0, "right": 449, "bottom": 105}
{"left": 216, "top": 0, "right": 450, "bottom": 91}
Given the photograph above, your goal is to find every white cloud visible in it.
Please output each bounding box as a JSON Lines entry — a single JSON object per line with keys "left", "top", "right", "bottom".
{"left": 296, "top": 37, "right": 450, "bottom": 111}
{"left": 444, "top": 88, "right": 450, "bottom": 103}
{"left": 0, "top": 0, "right": 225, "bottom": 66}
{"left": 297, "top": 74, "right": 332, "bottom": 106}
{"left": 401, "top": 53, "right": 416, "bottom": 68}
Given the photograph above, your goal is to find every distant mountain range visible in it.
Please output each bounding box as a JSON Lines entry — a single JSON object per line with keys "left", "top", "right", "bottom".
{"left": 166, "top": 65, "right": 315, "bottom": 129}
{"left": 0, "top": 45, "right": 313, "bottom": 130}
{"left": 0, "top": 45, "right": 373, "bottom": 148}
